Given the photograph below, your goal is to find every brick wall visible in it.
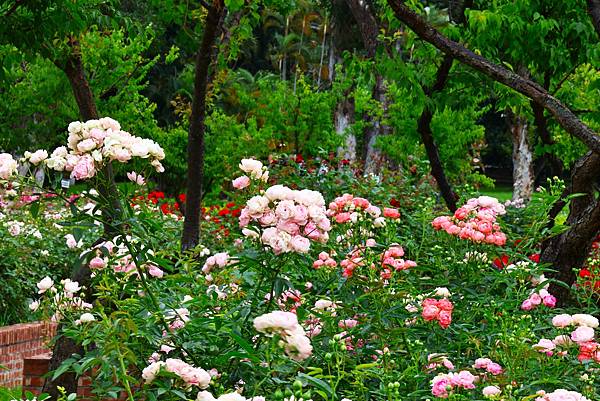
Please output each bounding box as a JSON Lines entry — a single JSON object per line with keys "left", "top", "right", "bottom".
{"left": 0, "top": 322, "right": 57, "bottom": 388}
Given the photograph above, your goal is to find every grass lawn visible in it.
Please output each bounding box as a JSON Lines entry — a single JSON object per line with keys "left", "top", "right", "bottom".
{"left": 480, "top": 185, "right": 513, "bottom": 202}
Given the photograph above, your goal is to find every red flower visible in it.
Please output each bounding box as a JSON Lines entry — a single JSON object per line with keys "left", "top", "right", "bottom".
{"left": 580, "top": 269, "right": 592, "bottom": 278}
{"left": 160, "top": 203, "right": 171, "bottom": 214}
{"left": 390, "top": 198, "right": 401, "bottom": 208}
{"left": 218, "top": 208, "right": 230, "bottom": 216}
{"left": 529, "top": 253, "right": 540, "bottom": 263}
{"left": 341, "top": 159, "right": 350, "bottom": 166}
{"left": 493, "top": 255, "right": 509, "bottom": 269}
{"left": 226, "top": 202, "right": 236, "bottom": 208}
{"left": 178, "top": 193, "right": 186, "bottom": 203}
{"left": 295, "top": 154, "right": 304, "bottom": 163}
{"left": 231, "top": 208, "right": 241, "bottom": 217}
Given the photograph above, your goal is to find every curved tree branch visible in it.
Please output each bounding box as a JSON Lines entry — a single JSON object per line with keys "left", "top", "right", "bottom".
{"left": 386, "top": 0, "right": 600, "bottom": 154}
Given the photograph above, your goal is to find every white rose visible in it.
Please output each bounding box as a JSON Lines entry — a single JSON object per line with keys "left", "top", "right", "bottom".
{"left": 37, "top": 276, "right": 54, "bottom": 294}
{"left": 572, "top": 314, "right": 599, "bottom": 328}
{"left": 28, "top": 149, "right": 48, "bottom": 165}
{"left": 239, "top": 158, "right": 263, "bottom": 176}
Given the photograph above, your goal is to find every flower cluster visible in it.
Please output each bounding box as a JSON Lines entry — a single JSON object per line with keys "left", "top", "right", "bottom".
{"left": 340, "top": 247, "right": 365, "bottom": 278}
{"left": 535, "top": 389, "right": 591, "bottom": 401}
{"left": 535, "top": 313, "right": 600, "bottom": 362}
{"left": 31, "top": 277, "right": 92, "bottom": 322}
{"left": 379, "top": 245, "right": 416, "bottom": 279}
{"left": 472, "top": 358, "right": 503, "bottom": 375}
{"left": 234, "top": 158, "right": 269, "bottom": 187}
{"left": 432, "top": 196, "right": 506, "bottom": 246}
{"left": 421, "top": 298, "right": 453, "bottom": 329}
{"left": 431, "top": 370, "right": 477, "bottom": 398}
{"left": 521, "top": 288, "right": 556, "bottom": 310}
{"left": 202, "top": 252, "right": 232, "bottom": 280}
{"left": 326, "top": 193, "right": 399, "bottom": 226}
{"left": 142, "top": 358, "right": 212, "bottom": 388}
{"left": 47, "top": 118, "right": 165, "bottom": 180}
{"left": 312, "top": 251, "right": 337, "bottom": 269}
{"left": 0, "top": 153, "right": 18, "bottom": 180}
{"left": 253, "top": 311, "right": 312, "bottom": 361}
{"left": 239, "top": 184, "right": 331, "bottom": 254}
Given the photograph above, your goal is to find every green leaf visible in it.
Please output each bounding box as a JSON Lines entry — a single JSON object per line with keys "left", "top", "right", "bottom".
{"left": 297, "top": 373, "right": 332, "bottom": 398}
{"left": 225, "top": 0, "right": 244, "bottom": 12}
{"left": 51, "top": 357, "right": 78, "bottom": 381}
{"left": 29, "top": 201, "right": 40, "bottom": 219}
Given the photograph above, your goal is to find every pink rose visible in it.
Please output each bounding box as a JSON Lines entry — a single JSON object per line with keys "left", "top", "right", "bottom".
{"left": 422, "top": 305, "right": 440, "bottom": 321}
{"left": 521, "top": 299, "right": 534, "bottom": 311}
{"left": 571, "top": 326, "right": 595, "bottom": 343}
{"left": 450, "top": 370, "right": 476, "bottom": 389}
{"left": 543, "top": 295, "right": 556, "bottom": 308}
{"left": 291, "top": 235, "right": 310, "bottom": 253}
{"left": 335, "top": 212, "right": 351, "bottom": 223}
{"left": 148, "top": 264, "right": 164, "bottom": 278}
{"left": 486, "top": 362, "right": 502, "bottom": 375}
{"left": 383, "top": 207, "right": 400, "bottom": 219}
{"left": 277, "top": 219, "right": 300, "bottom": 236}
{"left": 232, "top": 175, "right": 250, "bottom": 190}
{"left": 70, "top": 155, "right": 96, "bottom": 180}
{"left": 482, "top": 386, "right": 501, "bottom": 397}
{"left": 90, "top": 257, "right": 107, "bottom": 269}
{"left": 438, "top": 310, "right": 452, "bottom": 329}
{"left": 454, "top": 207, "right": 470, "bottom": 220}
{"left": 529, "top": 293, "right": 542, "bottom": 305}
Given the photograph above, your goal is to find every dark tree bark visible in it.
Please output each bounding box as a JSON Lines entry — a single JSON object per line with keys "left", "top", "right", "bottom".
{"left": 541, "top": 152, "right": 600, "bottom": 304}
{"left": 588, "top": 0, "right": 600, "bottom": 37}
{"left": 181, "top": 0, "right": 226, "bottom": 251}
{"left": 386, "top": 0, "right": 600, "bottom": 154}
{"left": 418, "top": 55, "right": 458, "bottom": 212}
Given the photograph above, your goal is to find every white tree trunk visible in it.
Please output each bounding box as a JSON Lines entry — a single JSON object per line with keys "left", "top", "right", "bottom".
{"left": 510, "top": 116, "right": 534, "bottom": 202}
{"left": 335, "top": 99, "right": 356, "bottom": 162}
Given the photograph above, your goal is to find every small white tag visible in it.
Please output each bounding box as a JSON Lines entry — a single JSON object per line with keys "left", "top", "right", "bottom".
{"left": 61, "top": 178, "right": 71, "bottom": 188}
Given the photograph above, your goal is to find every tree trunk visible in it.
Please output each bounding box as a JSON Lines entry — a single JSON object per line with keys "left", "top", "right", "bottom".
{"left": 181, "top": 0, "right": 226, "bottom": 251}
{"left": 507, "top": 113, "right": 534, "bottom": 202}
{"left": 345, "top": 0, "right": 390, "bottom": 175}
{"left": 43, "top": 40, "right": 103, "bottom": 399}
{"left": 363, "top": 73, "right": 387, "bottom": 174}
{"left": 542, "top": 151, "right": 600, "bottom": 304}
{"left": 335, "top": 95, "right": 356, "bottom": 162}
{"left": 418, "top": 55, "right": 458, "bottom": 212}
{"left": 386, "top": 0, "right": 600, "bottom": 154}
{"left": 386, "top": 0, "right": 600, "bottom": 305}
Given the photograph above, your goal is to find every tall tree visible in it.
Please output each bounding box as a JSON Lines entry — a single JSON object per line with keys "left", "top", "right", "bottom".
{"left": 345, "top": 0, "right": 389, "bottom": 174}
{"left": 386, "top": 0, "right": 600, "bottom": 304}
{"left": 181, "top": 0, "right": 226, "bottom": 251}
{"left": 1, "top": 1, "right": 126, "bottom": 395}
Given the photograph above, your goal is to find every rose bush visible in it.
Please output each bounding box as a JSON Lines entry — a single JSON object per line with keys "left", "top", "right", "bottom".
{"left": 1, "top": 119, "right": 599, "bottom": 400}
